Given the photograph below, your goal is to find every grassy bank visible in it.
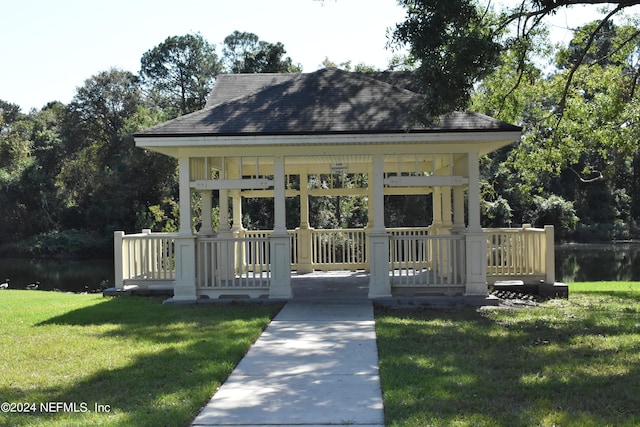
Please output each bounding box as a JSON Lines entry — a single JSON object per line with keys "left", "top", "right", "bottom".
{"left": 0, "top": 291, "right": 282, "bottom": 427}
{"left": 376, "top": 282, "right": 640, "bottom": 426}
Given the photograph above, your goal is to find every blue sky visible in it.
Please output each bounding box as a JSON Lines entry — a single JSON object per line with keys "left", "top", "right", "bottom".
{"left": 1, "top": 0, "right": 604, "bottom": 112}
{"left": 2, "top": 0, "right": 406, "bottom": 111}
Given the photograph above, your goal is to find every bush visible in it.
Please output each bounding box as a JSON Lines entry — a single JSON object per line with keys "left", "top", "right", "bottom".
{"left": 482, "top": 196, "right": 513, "bottom": 227}
{"left": 530, "top": 195, "right": 579, "bottom": 239}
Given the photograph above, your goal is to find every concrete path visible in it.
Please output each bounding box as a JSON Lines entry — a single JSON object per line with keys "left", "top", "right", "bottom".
{"left": 191, "top": 300, "right": 385, "bottom": 426}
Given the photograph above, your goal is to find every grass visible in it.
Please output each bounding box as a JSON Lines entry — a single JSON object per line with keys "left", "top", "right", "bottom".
{"left": 376, "top": 282, "right": 640, "bottom": 427}
{"left": 3, "top": 282, "right": 640, "bottom": 426}
{"left": 0, "top": 291, "right": 282, "bottom": 427}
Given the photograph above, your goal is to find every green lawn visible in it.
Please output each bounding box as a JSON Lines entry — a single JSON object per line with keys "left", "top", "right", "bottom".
{"left": 3, "top": 283, "right": 640, "bottom": 427}
{"left": 376, "top": 282, "right": 640, "bottom": 427}
{"left": 0, "top": 291, "right": 282, "bottom": 427}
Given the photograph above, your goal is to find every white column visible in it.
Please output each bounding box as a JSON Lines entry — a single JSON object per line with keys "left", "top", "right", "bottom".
{"left": 217, "top": 189, "right": 235, "bottom": 281}
{"left": 228, "top": 159, "right": 244, "bottom": 234}
{"left": 174, "top": 156, "right": 197, "bottom": 301}
{"left": 370, "top": 155, "right": 386, "bottom": 235}
{"left": 545, "top": 225, "right": 556, "bottom": 284}
{"left": 273, "top": 156, "right": 287, "bottom": 235}
{"left": 231, "top": 190, "right": 245, "bottom": 275}
{"left": 432, "top": 187, "right": 442, "bottom": 235}
{"left": 465, "top": 151, "right": 487, "bottom": 296}
{"left": 299, "top": 171, "right": 310, "bottom": 229}
{"left": 452, "top": 187, "right": 465, "bottom": 232}
{"left": 199, "top": 190, "right": 214, "bottom": 236}
{"left": 296, "top": 170, "right": 313, "bottom": 273}
{"left": 231, "top": 190, "right": 243, "bottom": 233}
{"left": 368, "top": 154, "right": 391, "bottom": 298}
{"left": 467, "top": 152, "right": 482, "bottom": 233}
{"left": 178, "top": 157, "right": 192, "bottom": 236}
{"left": 219, "top": 189, "right": 230, "bottom": 232}
{"left": 113, "top": 231, "right": 124, "bottom": 289}
{"left": 270, "top": 155, "right": 291, "bottom": 298}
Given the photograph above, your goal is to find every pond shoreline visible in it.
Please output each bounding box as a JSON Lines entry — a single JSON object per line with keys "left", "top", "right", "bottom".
{"left": 1, "top": 242, "right": 639, "bottom": 293}
{"left": 555, "top": 242, "right": 640, "bottom": 282}
{"left": 0, "top": 257, "right": 114, "bottom": 293}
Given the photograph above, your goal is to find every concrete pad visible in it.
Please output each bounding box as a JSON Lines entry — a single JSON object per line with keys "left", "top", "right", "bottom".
{"left": 191, "top": 373, "right": 384, "bottom": 426}
{"left": 275, "top": 300, "right": 374, "bottom": 321}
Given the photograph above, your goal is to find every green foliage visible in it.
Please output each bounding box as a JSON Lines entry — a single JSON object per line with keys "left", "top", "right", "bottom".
{"left": 55, "top": 69, "right": 163, "bottom": 235}
{"left": 140, "top": 33, "right": 221, "bottom": 117}
{"left": 321, "top": 57, "right": 380, "bottom": 72}
{"left": 222, "top": 31, "right": 302, "bottom": 74}
{"left": 530, "top": 195, "right": 579, "bottom": 236}
{"left": 0, "top": 230, "right": 110, "bottom": 258}
{"left": 482, "top": 196, "right": 513, "bottom": 228}
{"left": 392, "top": 0, "right": 503, "bottom": 118}
{"left": 139, "top": 197, "right": 180, "bottom": 232}
{"left": 471, "top": 16, "right": 640, "bottom": 241}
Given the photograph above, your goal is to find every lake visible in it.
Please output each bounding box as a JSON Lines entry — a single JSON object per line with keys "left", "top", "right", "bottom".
{"left": 0, "top": 258, "right": 114, "bottom": 292}
{"left": 555, "top": 242, "right": 640, "bottom": 282}
{"left": 0, "top": 243, "right": 638, "bottom": 292}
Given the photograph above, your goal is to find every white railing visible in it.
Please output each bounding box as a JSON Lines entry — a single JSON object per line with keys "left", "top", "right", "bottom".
{"left": 311, "top": 228, "right": 367, "bottom": 270}
{"left": 485, "top": 225, "right": 554, "bottom": 283}
{"left": 243, "top": 229, "right": 300, "bottom": 267}
{"left": 196, "top": 236, "right": 270, "bottom": 289}
{"left": 389, "top": 233, "right": 466, "bottom": 286}
{"left": 115, "top": 224, "right": 555, "bottom": 293}
{"left": 289, "top": 229, "right": 299, "bottom": 266}
{"left": 114, "top": 230, "right": 177, "bottom": 288}
{"left": 387, "top": 226, "right": 432, "bottom": 239}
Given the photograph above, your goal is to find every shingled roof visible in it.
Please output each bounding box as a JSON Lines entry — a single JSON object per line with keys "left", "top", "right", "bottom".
{"left": 135, "top": 68, "right": 521, "bottom": 138}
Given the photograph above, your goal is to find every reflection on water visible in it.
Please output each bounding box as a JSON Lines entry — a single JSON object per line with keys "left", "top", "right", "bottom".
{"left": 555, "top": 243, "right": 640, "bottom": 282}
{"left": 0, "top": 258, "right": 114, "bottom": 292}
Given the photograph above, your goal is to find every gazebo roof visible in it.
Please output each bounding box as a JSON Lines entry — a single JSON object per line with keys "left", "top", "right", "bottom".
{"left": 135, "top": 68, "right": 521, "bottom": 138}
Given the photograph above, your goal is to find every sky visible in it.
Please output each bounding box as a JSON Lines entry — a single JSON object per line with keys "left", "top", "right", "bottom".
{"left": 1, "top": 0, "right": 609, "bottom": 112}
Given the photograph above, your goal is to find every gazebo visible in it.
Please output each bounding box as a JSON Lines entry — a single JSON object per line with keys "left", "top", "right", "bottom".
{"left": 115, "top": 68, "right": 555, "bottom": 301}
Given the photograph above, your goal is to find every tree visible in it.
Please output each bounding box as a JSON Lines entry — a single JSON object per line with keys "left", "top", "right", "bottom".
{"left": 140, "top": 33, "right": 221, "bottom": 117}
{"left": 321, "top": 57, "right": 379, "bottom": 72}
{"left": 0, "top": 101, "right": 29, "bottom": 174}
{"left": 0, "top": 101, "right": 69, "bottom": 241}
{"left": 471, "top": 19, "right": 640, "bottom": 240}
{"left": 391, "top": 0, "right": 640, "bottom": 119}
{"left": 222, "top": 31, "right": 301, "bottom": 73}
{"left": 57, "top": 69, "right": 149, "bottom": 233}
{"left": 391, "top": 0, "right": 503, "bottom": 119}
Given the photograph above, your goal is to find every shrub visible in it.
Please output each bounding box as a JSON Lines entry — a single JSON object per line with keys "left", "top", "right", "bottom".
{"left": 530, "top": 195, "right": 579, "bottom": 238}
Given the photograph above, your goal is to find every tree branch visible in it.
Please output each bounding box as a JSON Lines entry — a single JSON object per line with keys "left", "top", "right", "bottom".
{"left": 553, "top": 5, "right": 624, "bottom": 128}
{"left": 568, "top": 166, "right": 604, "bottom": 183}
{"left": 589, "top": 27, "right": 640, "bottom": 66}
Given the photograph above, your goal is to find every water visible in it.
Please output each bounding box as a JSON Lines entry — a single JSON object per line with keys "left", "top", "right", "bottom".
{"left": 0, "top": 243, "right": 638, "bottom": 292}
{"left": 0, "top": 258, "right": 114, "bottom": 292}
{"left": 555, "top": 243, "right": 640, "bottom": 282}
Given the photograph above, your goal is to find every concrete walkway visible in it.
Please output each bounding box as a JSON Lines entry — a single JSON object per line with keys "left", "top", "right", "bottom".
{"left": 191, "top": 300, "right": 385, "bottom": 426}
